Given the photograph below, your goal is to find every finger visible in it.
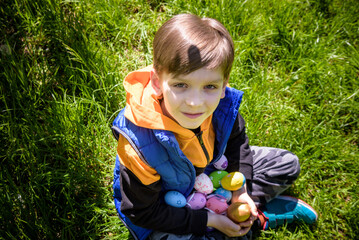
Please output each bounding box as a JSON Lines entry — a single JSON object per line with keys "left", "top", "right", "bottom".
{"left": 250, "top": 213, "right": 258, "bottom": 221}
{"left": 227, "top": 217, "right": 242, "bottom": 230}
{"left": 248, "top": 202, "right": 258, "bottom": 217}
{"left": 238, "top": 226, "right": 251, "bottom": 236}
{"left": 239, "top": 218, "right": 254, "bottom": 228}
{"left": 230, "top": 223, "right": 241, "bottom": 232}
{"left": 225, "top": 225, "right": 242, "bottom": 237}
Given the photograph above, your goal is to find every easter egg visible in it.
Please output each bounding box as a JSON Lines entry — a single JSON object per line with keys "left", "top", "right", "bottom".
{"left": 227, "top": 202, "right": 251, "bottom": 223}
{"left": 209, "top": 170, "right": 228, "bottom": 189}
{"left": 164, "top": 191, "right": 187, "bottom": 208}
{"left": 213, "top": 155, "right": 228, "bottom": 170}
{"left": 214, "top": 187, "right": 232, "bottom": 202}
{"left": 186, "top": 192, "right": 207, "bottom": 210}
{"left": 220, "top": 172, "right": 246, "bottom": 191}
{"left": 205, "top": 194, "right": 228, "bottom": 214}
{"left": 194, "top": 173, "right": 213, "bottom": 194}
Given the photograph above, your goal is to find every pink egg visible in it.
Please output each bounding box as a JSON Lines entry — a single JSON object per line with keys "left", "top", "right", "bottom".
{"left": 186, "top": 192, "right": 207, "bottom": 210}
{"left": 213, "top": 155, "right": 228, "bottom": 170}
{"left": 205, "top": 194, "right": 228, "bottom": 214}
{"left": 194, "top": 173, "right": 214, "bottom": 194}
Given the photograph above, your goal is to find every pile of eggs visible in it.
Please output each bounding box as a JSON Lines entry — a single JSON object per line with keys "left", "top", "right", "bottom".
{"left": 164, "top": 155, "right": 247, "bottom": 217}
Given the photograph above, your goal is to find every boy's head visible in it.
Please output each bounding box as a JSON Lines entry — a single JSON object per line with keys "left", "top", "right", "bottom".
{"left": 153, "top": 14, "right": 234, "bottom": 80}
{"left": 151, "top": 14, "right": 234, "bottom": 130}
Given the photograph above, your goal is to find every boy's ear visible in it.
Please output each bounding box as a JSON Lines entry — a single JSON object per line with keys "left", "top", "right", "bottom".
{"left": 150, "top": 69, "right": 163, "bottom": 97}
{"left": 220, "top": 86, "right": 226, "bottom": 99}
{"left": 221, "top": 78, "right": 229, "bottom": 99}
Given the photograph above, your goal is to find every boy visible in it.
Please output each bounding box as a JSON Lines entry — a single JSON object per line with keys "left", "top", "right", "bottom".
{"left": 112, "top": 14, "right": 317, "bottom": 240}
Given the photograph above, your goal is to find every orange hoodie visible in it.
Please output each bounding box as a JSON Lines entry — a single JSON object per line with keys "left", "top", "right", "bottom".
{"left": 117, "top": 66, "right": 216, "bottom": 185}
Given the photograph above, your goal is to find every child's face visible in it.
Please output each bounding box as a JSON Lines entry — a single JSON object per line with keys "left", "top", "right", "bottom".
{"left": 152, "top": 68, "right": 227, "bottom": 130}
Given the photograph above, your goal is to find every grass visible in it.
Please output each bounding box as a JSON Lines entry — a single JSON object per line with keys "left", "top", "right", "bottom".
{"left": 0, "top": 0, "right": 358, "bottom": 239}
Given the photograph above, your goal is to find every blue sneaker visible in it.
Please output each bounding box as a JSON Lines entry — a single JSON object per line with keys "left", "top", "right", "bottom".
{"left": 258, "top": 196, "right": 318, "bottom": 230}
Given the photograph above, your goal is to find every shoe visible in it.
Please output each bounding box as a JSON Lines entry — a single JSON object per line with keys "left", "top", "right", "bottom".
{"left": 258, "top": 196, "right": 318, "bottom": 230}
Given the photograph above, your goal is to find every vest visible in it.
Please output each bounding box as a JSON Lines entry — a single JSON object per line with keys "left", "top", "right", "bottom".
{"left": 112, "top": 87, "right": 243, "bottom": 240}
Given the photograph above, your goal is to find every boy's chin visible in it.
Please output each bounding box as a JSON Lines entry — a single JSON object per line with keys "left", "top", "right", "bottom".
{"left": 180, "top": 122, "right": 203, "bottom": 130}
{"left": 175, "top": 115, "right": 208, "bottom": 130}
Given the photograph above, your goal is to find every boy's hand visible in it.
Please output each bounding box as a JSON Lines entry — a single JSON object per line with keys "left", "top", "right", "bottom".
{"left": 207, "top": 212, "right": 249, "bottom": 237}
{"left": 231, "top": 184, "right": 258, "bottom": 235}
{"left": 207, "top": 184, "right": 258, "bottom": 237}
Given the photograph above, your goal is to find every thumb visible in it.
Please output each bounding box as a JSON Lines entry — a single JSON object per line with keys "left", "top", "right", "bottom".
{"left": 248, "top": 200, "right": 258, "bottom": 218}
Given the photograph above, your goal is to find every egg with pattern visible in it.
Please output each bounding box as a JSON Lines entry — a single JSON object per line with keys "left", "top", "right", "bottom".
{"left": 213, "top": 155, "right": 228, "bottom": 170}
{"left": 209, "top": 170, "right": 228, "bottom": 189}
{"left": 186, "top": 192, "right": 207, "bottom": 210}
{"left": 205, "top": 194, "right": 229, "bottom": 214}
{"left": 164, "top": 191, "right": 187, "bottom": 208}
{"left": 221, "top": 172, "right": 246, "bottom": 191}
{"left": 194, "top": 173, "right": 213, "bottom": 194}
{"left": 214, "top": 187, "right": 232, "bottom": 202}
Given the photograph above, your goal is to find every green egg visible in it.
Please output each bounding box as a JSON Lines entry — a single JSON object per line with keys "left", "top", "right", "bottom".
{"left": 209, "top": 170, "right": 229, "bottom": 189}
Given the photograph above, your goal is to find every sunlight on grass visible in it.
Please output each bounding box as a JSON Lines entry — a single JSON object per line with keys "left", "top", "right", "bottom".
{"left": 1, "top": 0, "right": 358, "bottom": 239}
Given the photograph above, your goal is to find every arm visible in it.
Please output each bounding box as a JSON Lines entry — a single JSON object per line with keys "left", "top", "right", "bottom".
{"left": 223, "top": 113, "right": 257, "bottom": 235}
{"left": 119, "top": 153, "right": 208, "bottom": 235}
{"left": 231, "top": 184, "right": 258, "bottom": 234}
{"left": 225, "top": 113, "right": 253, "bottom": 191}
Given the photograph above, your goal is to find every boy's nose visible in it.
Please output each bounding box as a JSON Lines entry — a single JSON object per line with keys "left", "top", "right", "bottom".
{"left": 185, "top": 92, "right": 204, "bottom": 107}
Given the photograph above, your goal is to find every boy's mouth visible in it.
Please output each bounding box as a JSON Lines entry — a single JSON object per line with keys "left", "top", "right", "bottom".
{"left": 182, "top": 112, "right": 204, "bottom": 119}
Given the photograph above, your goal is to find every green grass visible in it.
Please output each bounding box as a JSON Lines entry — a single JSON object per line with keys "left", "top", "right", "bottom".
{"left": 1, "top": 0, "right": 358, "bottom": 239}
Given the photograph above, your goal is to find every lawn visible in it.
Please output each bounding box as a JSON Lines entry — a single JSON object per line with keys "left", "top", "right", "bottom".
{"left": 1, "top": 0, "right": 358, "bottom": 239}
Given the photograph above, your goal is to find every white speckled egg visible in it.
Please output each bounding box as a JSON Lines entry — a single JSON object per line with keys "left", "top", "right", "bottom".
{"left": 213, "top": 155, "right": 228, "bottom": 170}
{"left": 194, "top": 173, "right": 213, "bottom": 194}
{"left": 164, "top": 191, "right": 187, "bottom": 208}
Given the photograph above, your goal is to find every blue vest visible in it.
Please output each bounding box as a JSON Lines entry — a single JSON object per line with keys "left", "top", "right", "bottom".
{"left": 112, "top": 87, "right": 243, "bottom": 240}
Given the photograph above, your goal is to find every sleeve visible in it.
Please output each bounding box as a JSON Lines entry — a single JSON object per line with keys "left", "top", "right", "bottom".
{"left": 224, "top": 113, "right": 253, "bottom": 190}
{"left": 117, "top": 136, "right": 208, "bottom": 235}
{"left": 120, "top": 165, "right": 208, "bottom": 235}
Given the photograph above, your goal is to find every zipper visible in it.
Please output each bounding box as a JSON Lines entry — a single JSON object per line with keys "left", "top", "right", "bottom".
{"left": 196, "top": 131, "right": 210, "bottom": 164}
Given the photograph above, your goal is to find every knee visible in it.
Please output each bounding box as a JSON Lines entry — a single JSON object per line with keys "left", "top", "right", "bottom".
{"left": 286, "top": 151, "right": 301, "bottom": 180}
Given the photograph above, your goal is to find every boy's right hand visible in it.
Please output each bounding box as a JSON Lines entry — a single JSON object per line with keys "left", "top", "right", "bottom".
{"left": 207, "top": 212, "right": 250, "bottom": 237}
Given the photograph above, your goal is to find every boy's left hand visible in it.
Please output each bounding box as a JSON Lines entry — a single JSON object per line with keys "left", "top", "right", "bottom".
{"left": 231, "top": 185, "right": 258, "bottom": 234}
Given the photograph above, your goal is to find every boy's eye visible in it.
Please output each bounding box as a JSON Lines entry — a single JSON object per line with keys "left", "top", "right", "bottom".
{"left": 173, "top": 83, "right": 187, "bottom": 88}
{"left": 205, "top": 85, "right": 218, "bottom": 89}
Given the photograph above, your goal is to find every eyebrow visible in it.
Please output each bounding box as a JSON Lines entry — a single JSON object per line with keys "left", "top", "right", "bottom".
{"left": 175, "top": 77, "right": 223, "bottom": 84}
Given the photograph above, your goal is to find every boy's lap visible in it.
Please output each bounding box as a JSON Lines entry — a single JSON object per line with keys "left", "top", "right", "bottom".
{"left": 148, "top": 146, "right": 297, "bottom": 240}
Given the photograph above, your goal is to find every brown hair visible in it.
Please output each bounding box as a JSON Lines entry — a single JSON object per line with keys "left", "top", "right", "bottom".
{"left": 153, "top": 14, "right": 234, "bottom": 79}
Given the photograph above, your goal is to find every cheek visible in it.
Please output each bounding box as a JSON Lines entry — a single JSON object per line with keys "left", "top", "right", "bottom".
{"left": 162, "top": 91, "right": 182, "bottom": 119}
{"left": 164, "top": 90, "right": 179, "bottom": 107}
{"left": 207, "top": 92, "right": 223, "bottom": 107}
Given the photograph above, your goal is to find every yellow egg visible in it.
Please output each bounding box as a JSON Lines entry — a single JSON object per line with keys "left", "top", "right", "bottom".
{"left": 227, "top": 202, "right": 251, "bottom": 223}
{"left": 220, "top": 172, "right": 246, "bottom": 191}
